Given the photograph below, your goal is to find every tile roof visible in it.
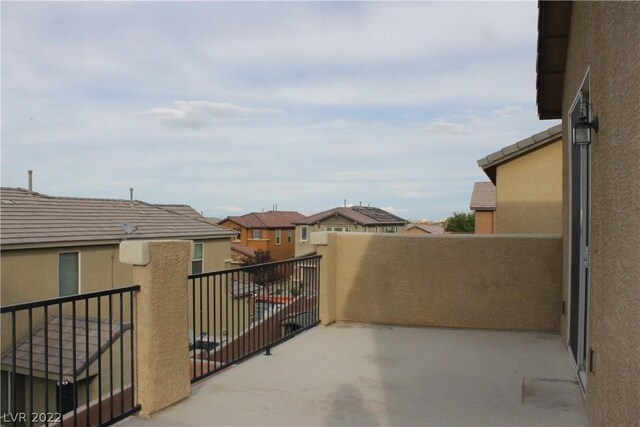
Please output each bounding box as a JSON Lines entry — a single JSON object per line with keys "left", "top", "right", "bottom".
{"left": 477, "top": 124, "right": 562, "bottom": 183}
{"left": 470, "top": 182, "right": 497, "bottom": 211}
{"left": 231, "top": 243, "right": 256, "bottom": 258}
{"left": 0, "top": 315, "right": 128, "bottom": 379}
{"left": 225, "top": 211, "right": 305, "bottom": 229}
{"left": 294, "top": 206, "right": 407, "bottom": 226}
{"left": 0, "top": 187, "right": 236, "bottom": 248}
{"left": 407, "top": 223, "right": 445, "bottom": 234}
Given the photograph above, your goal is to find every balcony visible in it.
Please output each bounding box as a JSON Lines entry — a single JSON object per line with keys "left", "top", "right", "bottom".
{"left": 117, "top": 323, "right": 587, "bottom": 426}
{"left": 119, "top": 232, "right": 587, "bottom": 426}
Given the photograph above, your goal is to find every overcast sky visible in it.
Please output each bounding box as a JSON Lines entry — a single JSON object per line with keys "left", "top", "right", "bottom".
{"left": 1, "top": 1, "right": 559, "bottom": 220}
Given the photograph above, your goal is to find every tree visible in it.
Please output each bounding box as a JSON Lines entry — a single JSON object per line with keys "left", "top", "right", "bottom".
{"left": 241, "top": 249, "right": 282, "bottom": 285}
{"left": 445, "top": 211, "right": 475, "bottom": 233}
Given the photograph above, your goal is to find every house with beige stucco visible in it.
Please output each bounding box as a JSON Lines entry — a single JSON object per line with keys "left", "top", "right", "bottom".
{"left": 0, "top": 186, "right": 237, "bottom": 417}
{"left": 535, "top": 1, "right": 639, "bottom": 423}
{"left": 293, "top": 205, "right": 408, "bottom": 256}
{"left": 476, "top": 124, "right": 563, "bottom": 234}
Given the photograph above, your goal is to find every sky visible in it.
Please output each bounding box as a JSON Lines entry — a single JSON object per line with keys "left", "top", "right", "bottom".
{"left": 1, "top": 1, "right": 560, "bottom": 221}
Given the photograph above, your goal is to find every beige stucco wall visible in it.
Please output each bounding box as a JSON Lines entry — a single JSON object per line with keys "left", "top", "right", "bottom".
{"left": 0, "top": 238, "right": 230, "bottom": 358}
{"left": 474, "top": 210, "right": 495, "bottom": 234}
{"left": 495, "top": 140, "right": 563, "bottom": 234}
{"left": 560, "top": 2, "right": 640, "bottom": 425}
{"left": 316, "top": 232, "right": 562, "bottom": 331}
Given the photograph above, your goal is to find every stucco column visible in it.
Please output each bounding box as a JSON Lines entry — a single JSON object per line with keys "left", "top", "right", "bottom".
{"left": 311, "top": 232, "right": 337, "bottom": 325}
{"left": 120, "top": 240, "right": 192, "bottom": 417}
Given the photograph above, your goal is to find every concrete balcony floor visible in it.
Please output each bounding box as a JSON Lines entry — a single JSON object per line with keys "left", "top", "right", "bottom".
{"left": 119, "top": 323, "right": 589, "bottom": 426}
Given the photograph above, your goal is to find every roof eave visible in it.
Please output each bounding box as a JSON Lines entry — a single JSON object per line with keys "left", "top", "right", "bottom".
{"left": 536, "top": 0, "right": 572, "bottom": 120}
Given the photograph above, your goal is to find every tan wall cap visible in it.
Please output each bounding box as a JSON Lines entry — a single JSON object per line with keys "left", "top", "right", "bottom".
{"left": 120, "top": 239, "right": 193, "bottom": 266}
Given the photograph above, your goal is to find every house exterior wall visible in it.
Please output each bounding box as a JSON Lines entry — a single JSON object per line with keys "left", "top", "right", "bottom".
{"left": 474, "top": 211, "right": 495, "bottom": 234}
{"left": 0, "top": 238, "right": 230, "bottom": 355}
{"left": 219, "top": 219, "right": 296, "bottom": 260}
{"left": 495, "top": 140, "right": 562, "bottom": 234}
{"left": 560, "top": 2, "right": 640, "bottom": 425}
{"left": 315, "top": 232, "right": 562, "bottom": 331}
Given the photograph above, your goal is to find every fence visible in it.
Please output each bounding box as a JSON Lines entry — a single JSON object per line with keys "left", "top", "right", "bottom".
{"left": 0, "top": 286, "right": 140, "bottom": 427}
{"left": 188, "top": 255, "right": 321, "bottom": 383}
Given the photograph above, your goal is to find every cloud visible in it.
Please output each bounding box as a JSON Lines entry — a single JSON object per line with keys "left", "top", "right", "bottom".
{"left": 421, "top": 120, "right": 469, "bottom": 135}
{"left": 380, "top": 206, "right": 410, "bottom": 214}
{"left": 491, "top": 105, "right": 524, "bottom": 117}
{"left": 214, "top": 205, "right": 245, "bottom": 214}
{"left": 137, "top": 101, "right": 283, "bottom": 128}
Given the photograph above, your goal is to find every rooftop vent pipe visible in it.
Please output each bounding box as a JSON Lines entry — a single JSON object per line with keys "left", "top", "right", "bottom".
{"left": 130, "top": 188, "right": 134, "bottom": 202}
{"left": 28, "top": 170, "right": 33, "bottom": 194}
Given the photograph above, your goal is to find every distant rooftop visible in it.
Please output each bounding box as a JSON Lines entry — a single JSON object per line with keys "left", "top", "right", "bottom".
{"left": 223, "top": 211, "right": 305, "bottom": 229}
{"left": 295, "top": 206, "right": 407, "bottom": 226}
{"left": 407, "top": 223, "right": 445, "bottom": 234}
{"left": 0, "top": 187, "right": 236, "bottom": 249}
{"left": 477, "top": 124, "right": 562, "bottom": 184}
{"left": 470, "top": 182, "right": 497, "bottom": 211}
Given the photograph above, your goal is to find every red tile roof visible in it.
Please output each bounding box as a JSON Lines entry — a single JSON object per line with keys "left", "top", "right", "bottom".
{"left": 225, "top": 211, "right": 305, "bottom": 229}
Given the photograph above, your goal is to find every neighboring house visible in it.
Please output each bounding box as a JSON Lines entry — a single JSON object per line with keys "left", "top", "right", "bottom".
{"left": 0, "top": 187, "right": 237, "bottom": 415}
{"left": 477, "top": 124, "right": 563, "bottom": 234}
{"left": 469, "top": 182, "right": 496, "bottom": 234}
{"left": 294, "top": 206, "right": 408, "bottom": 256}
{"left": 218, "top": 211, "right": 305, "bottom": 261}
{"left": 406, "top": 223, "right": 445, "bottom": 235}
{"left": 0, "top": 187, "right": 236, "bottom": 307}
{"left": 537, "top": 2, "right": 639, "bottom": 425}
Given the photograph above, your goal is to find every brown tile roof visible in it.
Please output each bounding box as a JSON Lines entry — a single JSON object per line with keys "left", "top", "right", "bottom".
{"left": 0, "top": 315, "right": 128, "bottom": 379}
{"left": 477, "top": 124, "right": 562, "bottom": 183}
{"left": 294, "top": 206, "right": 407, "bottom": 226}
{"left": 407, "top": 223, "right": 445, "bottom": 234}
{"left": 225, "top": 211, "right": 305, "bottom": 229}
{"left": 0, "top": 187, "right": 236, "bottom": 249}
{"left": 470, "top": 182, "right": 497, "bottom": 211}
{"left": 231, "top": 243, "right": 256, "bottom": 258}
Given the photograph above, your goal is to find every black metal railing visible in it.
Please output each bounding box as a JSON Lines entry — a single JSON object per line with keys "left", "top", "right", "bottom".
{"left": 0, "top": 286, "right": 140, "bottom": 427}
{"left": 188, "top": 255, "right": 321, "bottom": 383}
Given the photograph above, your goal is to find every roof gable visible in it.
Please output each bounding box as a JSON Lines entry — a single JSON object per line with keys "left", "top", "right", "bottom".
{"left": 295, "top": 206, "right": 407, "bottom": 226}
{"left": 477, "top": 124, "right": 562, "bottom": 183}
{"left": 470, "top": 182, "right": 496, "bottom": 211}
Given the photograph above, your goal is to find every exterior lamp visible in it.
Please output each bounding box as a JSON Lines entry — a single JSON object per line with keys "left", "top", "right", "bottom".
{"left": 573, "top": 92, "right": 599, "bottom": 145}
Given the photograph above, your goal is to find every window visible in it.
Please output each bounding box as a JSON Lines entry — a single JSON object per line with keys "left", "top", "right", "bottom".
{"left": 287, "top": 230, "right": 293, "bottom": 243}
{"left": 252, "top": 230, "right": 262, "bottom": 239}
{"left": 192, "top": 242, "right": 203, "bottom": 274}
{"left": 300, "top": 226, "right": 308, "bottom": 242}
{"left": 59, "top": 252, "right": 79, "bottom": 296}
{"left": 324, "top": 226, "right": 352, "bottom": 232}
{"left": 275, "top": 229, "right": 281, "bottom": 245}
{"left": 382, "top": 226, "right": 398, "bottom": 233}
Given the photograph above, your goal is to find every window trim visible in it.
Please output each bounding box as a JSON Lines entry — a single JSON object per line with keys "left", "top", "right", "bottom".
{"left": 300, "top": 226, "right": 308, "bottom": 242}
{"left": 287, "top": 229, "right": 293, "bottom": 243}
{"left": 192, "top": 242, "right": 204, "bottom": 274}
{"left": 252, "top": 229, "right": 262, "bottom": 240}
{"left": 58, "top": 251, "right": 81, "bottom": 296}
{"left": 275, "top": 229, "right": 281, "bottom": 245}
{"left": 324, "top": 226, "right": 352, "bottom": 232}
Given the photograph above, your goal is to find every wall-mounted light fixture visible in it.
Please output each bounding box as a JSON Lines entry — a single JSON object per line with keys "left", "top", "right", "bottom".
{"left": 573, "top": 91, "right": 599, "bottom": 145}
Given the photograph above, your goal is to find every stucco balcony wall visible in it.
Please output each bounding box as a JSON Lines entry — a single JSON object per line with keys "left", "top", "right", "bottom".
{"left": 315, "top": 232, "right": 562, "bottom": 332}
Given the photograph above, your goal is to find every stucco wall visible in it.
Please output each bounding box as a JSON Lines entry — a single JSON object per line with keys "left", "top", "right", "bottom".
{"left": 474, "top": 211, "right": 495, "bottom": 234}
{"left": 496, "top": 140, "right": 563, "bottom": 234}
{"left": 316, "top": 233, "right": 562, "bottom": 331}
{"left": 561, "top": 2, "right": 640, "bottom": 425}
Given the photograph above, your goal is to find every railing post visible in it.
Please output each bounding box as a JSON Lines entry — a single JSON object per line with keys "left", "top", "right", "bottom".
{"left": 311, "top": 232, "right": 337, "bottom": 325}
{"left": 120, "top": 240, "right": 192, "bottom": 417}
